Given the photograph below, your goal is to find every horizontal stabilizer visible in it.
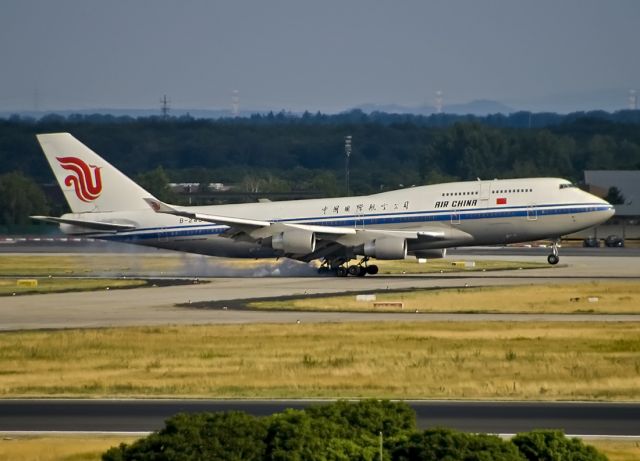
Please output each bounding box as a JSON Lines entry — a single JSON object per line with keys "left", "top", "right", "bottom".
{"left": 31, "top": 216, "right": 136, "bottom": 232}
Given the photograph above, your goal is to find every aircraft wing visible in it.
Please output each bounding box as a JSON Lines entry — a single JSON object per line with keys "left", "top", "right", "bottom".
{"left": 143, "top": 198, "right": 270, "bottom": 228}
{"left": 144, "top": 198, "right": 358, "bottom": 237}
{"left": 31, "top": 216, "right": 136, "bottom": 232}
{"left": 143, "top": 198, "right": 472, "bottom": 252}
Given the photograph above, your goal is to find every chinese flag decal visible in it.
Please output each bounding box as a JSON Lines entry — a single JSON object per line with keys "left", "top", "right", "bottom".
{"left": 496, "top": 197, "right": 507, "bottom": 205}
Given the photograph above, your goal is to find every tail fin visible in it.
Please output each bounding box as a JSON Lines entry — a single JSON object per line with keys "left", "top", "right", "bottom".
{"left": 36, "top": 133, "right": 156, "bottom": 213}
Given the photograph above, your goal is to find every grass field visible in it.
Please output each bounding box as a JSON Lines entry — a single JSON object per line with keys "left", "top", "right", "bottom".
{"left": 0, "top": 254, "right": 183, "bottom": 277}
{"left": 0, "top": 278, "right": 145, "bottom": 296}
{"left": 0, "top": 322, "right": 638, "bottom": 400}
{"left": 0, "top": 435, "right": 139, "bottom": 461}
{"left": 371, "top": 258, "right": 548, "bottom": 274}
{"left": 249, "top": 281, "right": 640, "bottom": 314}
{"left": 0, "top": 254, "right": 547, "bottom": 277}
{"left": 0, "top": 435, "right": 636, "bottom": 461}
{"left": 588, "top": 439, "right": 640, "bottom": 461}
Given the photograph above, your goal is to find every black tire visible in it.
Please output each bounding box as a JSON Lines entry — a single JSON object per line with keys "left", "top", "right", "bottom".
{"left": 356, "top": 266, "right": 367, "bottom": 277}
{"left": 547, "top": 254, "right": 559, "bottom": 265}
{"left": 347, "top": 265, "right": 361, "bottom": 276}
{"left": 336, "top": 266, "right": 348, "bottom": 277}
{"left": 366, "top": 265, "right": 379, "bottom": 275}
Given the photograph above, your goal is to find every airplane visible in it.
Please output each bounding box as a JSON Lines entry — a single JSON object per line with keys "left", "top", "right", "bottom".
{"left": 32, "top": 132, "right": 615, "bottom": 276}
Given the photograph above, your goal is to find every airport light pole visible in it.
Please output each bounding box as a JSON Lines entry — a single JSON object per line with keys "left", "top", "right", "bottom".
{"left": 345, "top": 135, "right": 352, "bottom": 196}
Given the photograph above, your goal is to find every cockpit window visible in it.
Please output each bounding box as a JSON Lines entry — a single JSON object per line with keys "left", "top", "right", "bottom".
{"left": 559, "top": 183, "right": 577, "bottom": 189}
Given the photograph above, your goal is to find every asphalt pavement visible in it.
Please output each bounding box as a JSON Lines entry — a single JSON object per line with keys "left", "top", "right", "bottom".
{"left": 1, "top": 399, "right": 638, "bottom": 436}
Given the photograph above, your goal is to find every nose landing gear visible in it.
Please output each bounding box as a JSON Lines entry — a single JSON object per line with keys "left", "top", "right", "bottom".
{"left": 547, "top": 241, "right": 560, "bottom": 265}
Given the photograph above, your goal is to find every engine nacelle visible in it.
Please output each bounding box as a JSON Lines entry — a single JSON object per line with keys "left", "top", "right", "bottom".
{"left": 363, "top": 237, "right": 407, "bottom": 260}
{"left": 413, "top": 249, "right": 447, "bottom": 259}
{"left": 272, "top": 229, "right": 316, "bottom": 254}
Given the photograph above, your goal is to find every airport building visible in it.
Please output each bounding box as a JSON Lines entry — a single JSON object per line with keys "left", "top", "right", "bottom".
{"left": 578, "top": 170, "right": 640, "bottom": 240}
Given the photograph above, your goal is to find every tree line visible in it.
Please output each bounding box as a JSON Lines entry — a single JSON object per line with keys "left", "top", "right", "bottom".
{"left": 0, "top": 111, "right": 639, "bottom": 228}
{"left": 103, "top": 400, "right": 606, "bottom": 461}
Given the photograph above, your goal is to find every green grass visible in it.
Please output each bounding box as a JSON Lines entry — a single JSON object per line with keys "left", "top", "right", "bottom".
{"left": 0, "top": 254, "right": 182, "bottom": 277}
{"left": 0, "top": 254, "right": 548, "bottom": 277}
{"left": 0, "top": 322, "right": 638, "bottom": 400}
{"left": 0, "top": 277, "right": 145, "bottom": 296}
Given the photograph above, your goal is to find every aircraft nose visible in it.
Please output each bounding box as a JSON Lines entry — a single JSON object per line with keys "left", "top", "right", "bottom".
{"left": 604, "top": 203, "right": 616, "bottom": 219}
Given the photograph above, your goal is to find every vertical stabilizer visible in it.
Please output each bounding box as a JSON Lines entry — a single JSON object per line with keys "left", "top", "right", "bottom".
{"left": 36, "top": 133, "right": 156, "bottom": 213}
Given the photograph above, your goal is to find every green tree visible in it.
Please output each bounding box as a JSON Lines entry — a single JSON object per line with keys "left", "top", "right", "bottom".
{"left": 0, "top": 171, "right": 48, "bottom": 227}
{"left": 604, "top": 186, "right": 625, "bottom": 205}
{"left": 309, "top": 171, "right": 340, "bottom": 197}
{"left": 135, "top": 166, "right": 176, "bottom": 203}
{"left": 103, "top": 411, "right": 268, "bottom": 461}
{"left": 512, "top": 430, "right": 607, "bottom": 461}
{"left": 264, "top": 409, "right": 326, "bottom": 461}
{"left": 390, "top": 428, "right": 525, "bottom": 461}
{"left": 306, "top": 399, "right": 416, "bottom": 440}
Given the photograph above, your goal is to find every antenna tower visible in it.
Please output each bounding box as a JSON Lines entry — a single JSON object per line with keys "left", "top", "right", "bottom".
{"left": 232, "top": 90, "right": 240, "bottom": 117}
{"left": 629, "top": 90, "right": 637, "bottom": 110}
{"left": 344, "top": 135, "right": 352, "bottom": 196}
{"left": 435, "top": 90, "right": 443, "bottom": 114}
{"left": 160, "top": 95, "right": 170, "bottom": 119}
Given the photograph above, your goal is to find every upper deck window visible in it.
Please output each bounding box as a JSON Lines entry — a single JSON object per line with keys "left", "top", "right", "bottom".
{"left": 559, "top": 183, "right": 577, "bottom": 189}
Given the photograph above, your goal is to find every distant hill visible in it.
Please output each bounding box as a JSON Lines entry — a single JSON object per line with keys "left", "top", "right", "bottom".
{"left": 356, "top": 99, "right": 514, "bottom": 116}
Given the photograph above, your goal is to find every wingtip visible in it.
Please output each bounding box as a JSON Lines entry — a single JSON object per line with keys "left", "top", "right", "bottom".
{"left": 143, "top": 197, "right": 176, "bottom": 214}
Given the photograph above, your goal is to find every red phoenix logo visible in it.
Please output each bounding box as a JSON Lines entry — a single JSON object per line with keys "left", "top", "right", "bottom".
{"left": 56, "top": 156, "right": 103, "bottom": 202}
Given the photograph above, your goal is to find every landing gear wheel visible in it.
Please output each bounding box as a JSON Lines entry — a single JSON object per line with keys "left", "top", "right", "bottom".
{"left": 547, "top": 240, "right": 560, "bottom": 265}
{"left": 366, "top": 265, "right": 379, "bottom": 275}
{"left": 347, "top": 265, "right": 361, "bottom": 276}
{"left": 356, "top": 266, "right": 367, "bottom": 277}
{"left": 336, "top": 266, "right": 348, "bottom": 277}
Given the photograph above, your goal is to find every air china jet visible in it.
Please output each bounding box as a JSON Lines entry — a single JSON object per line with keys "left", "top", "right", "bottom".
{"left": 33, "top": 133, "right": 614, "bottom": 276}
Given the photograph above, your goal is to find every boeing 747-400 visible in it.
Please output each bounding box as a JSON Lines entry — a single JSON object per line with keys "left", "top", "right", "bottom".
{"left": 32, "top": 133, "right": 615, "bottom": 276}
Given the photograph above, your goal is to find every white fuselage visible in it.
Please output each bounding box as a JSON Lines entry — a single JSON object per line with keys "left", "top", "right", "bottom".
{"left": 59, "top": 177, "right": 614, "bottom": 259}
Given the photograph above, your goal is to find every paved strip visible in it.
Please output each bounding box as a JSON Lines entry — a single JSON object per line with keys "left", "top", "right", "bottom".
{"left": 1, "top": 254, "right": 639, "bottom": 330}
{"left": 0, "top": 399, "right": 638, "bottom": 435}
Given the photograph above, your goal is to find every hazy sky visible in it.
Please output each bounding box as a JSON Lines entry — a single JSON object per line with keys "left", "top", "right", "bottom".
{"left": 1, "top": 0, "right": 638, "bottom": 112}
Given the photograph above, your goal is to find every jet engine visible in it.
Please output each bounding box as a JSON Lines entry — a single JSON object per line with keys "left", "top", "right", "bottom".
{"left": 272, "top": 229, "right": 316, "bottom": 254}
{"left": 413, "top": 249, "right": 447, "bottom": 259}
{"left": 363, "top": 237, "right": 407, "bottom": 260}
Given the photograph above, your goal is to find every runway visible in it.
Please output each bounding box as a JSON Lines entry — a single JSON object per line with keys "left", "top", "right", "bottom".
{"left": 1, "top": 249, "right": 639, "bottom": 438}
{"left": 0, "top": 399, "right": 638, "bottom": 436}
{"left": 1, "top": 253, "right": 640, "bottom": 330}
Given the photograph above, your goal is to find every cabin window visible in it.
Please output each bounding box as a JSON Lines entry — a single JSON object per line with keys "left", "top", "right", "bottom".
{"left": 559, "top": 183, "right": 577, "bottom": 189}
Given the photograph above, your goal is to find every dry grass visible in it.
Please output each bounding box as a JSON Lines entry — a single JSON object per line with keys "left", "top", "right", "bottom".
{"left": 0, "top": 322, "right": 638, "bottom": 400}
{"left": 0, "top": 254, "right": 183, "bottom": 277}
{"left": 250, "top": 281, "right": 640, "bottom": 314}
{"left": 0, "top": 254, "right": 546, "bottom": 278}
{"left": 372, "top": 258, "right": 548, "bottom": 274}
{"left": 588, "top": 439, "right": 640, "bottom": 461}
{"left": 0, "top": 435, "right": 635, "bottom": 461}
{"left": 0, "top": 278, "right": 145, "bottom": 296}
{"left": 0, "top": 435, "right": 138, "bottom": 461}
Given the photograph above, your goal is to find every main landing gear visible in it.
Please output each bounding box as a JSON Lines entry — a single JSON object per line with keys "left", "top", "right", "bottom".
{"left": 547, "top": 241, "right": 560, "bottom": 265}
{"left": 319, "top": 257, "right": 379, "bottom": 277}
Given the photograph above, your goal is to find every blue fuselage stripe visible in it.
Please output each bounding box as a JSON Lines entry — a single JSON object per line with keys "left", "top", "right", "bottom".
{"left": 99, "top": 203, "right": 612, "bottom": 243}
